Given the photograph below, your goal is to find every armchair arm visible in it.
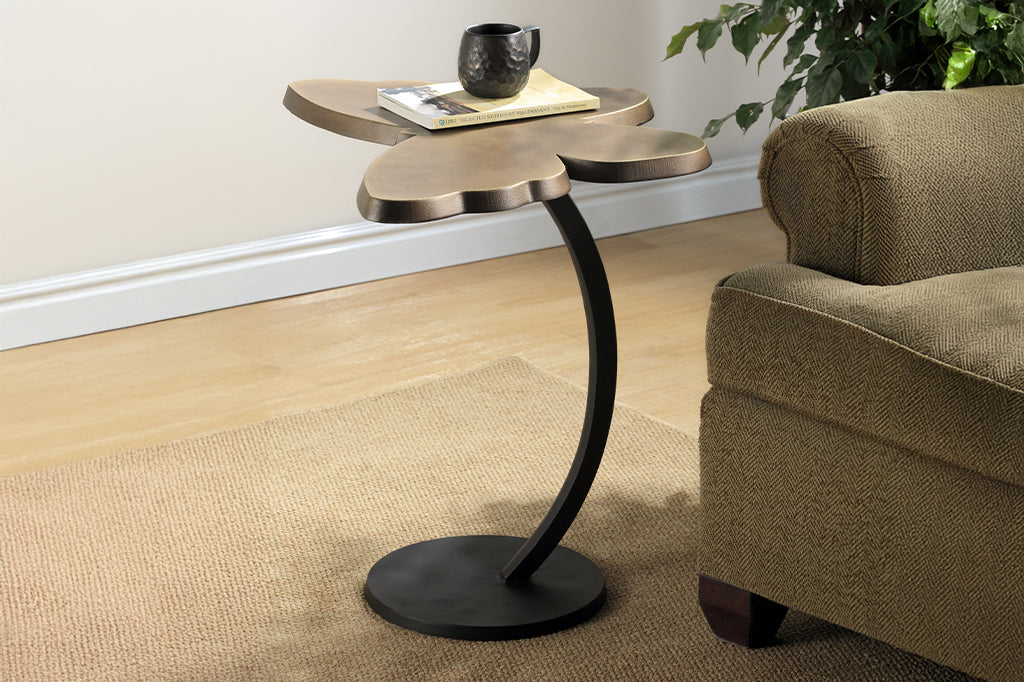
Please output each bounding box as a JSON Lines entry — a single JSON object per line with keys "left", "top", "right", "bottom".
{"left": 758, "top": 85, "right": 1024, "bottom": 285}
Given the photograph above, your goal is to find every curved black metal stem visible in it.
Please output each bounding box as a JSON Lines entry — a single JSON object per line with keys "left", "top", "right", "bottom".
{"left": 500, "top": 194, "right": 617, "bottom": 584}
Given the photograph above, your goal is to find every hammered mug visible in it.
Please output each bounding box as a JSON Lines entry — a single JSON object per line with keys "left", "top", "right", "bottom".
{"left": 458, "top": 23, "right": 540, "bottom": 99}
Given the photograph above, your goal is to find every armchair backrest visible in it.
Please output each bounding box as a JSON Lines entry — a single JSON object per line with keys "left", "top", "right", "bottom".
{"left": 758, "top": 85, "right": 1024, "bottom": 285}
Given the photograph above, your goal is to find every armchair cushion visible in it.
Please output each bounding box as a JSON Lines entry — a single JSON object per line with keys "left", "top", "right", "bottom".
{"left": 707, "top": 263, "right": 1024, "bottom": 487}
{"left": 758, "top": 85, "right": 1024, "bottom": 285}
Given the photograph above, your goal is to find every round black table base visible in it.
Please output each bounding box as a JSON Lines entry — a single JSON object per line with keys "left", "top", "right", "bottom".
{"left": 364, "top": 535, "right": 606, "bottom": 640}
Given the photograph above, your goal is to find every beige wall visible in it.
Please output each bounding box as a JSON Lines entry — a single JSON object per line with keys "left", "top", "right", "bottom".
{"left": 0, "top": 1, "right": 785, "bottom": 286}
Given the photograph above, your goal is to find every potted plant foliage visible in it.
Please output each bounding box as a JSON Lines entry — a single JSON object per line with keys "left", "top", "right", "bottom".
{"left": 666, "top": 0, "right": 1024, "bottom": 137}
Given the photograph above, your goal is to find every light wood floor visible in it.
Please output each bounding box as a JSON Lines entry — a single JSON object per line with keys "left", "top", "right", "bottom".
{"left": 0, "top": 209, "right": 785, "bottom": 478}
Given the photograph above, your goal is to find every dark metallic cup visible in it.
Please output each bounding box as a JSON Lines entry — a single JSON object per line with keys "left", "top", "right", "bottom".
{"left": 458, "top": 23, "right": 540, "bottom": 99}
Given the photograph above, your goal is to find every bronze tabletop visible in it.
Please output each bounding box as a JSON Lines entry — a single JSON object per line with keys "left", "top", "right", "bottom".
{"left": 284, "top": 79, "right": 711, "bottom": 223}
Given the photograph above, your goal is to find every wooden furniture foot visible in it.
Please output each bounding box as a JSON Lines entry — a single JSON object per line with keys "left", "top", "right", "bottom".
{"left": 698, "top": 574, "right": 788, "bottom": 648}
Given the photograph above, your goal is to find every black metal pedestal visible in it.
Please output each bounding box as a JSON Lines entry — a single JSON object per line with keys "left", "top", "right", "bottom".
{"left": 364, "top": 535, "right": 606, "bottom": 640}
{"left": 364, "top": 195, "right": 617, "bottom": 640}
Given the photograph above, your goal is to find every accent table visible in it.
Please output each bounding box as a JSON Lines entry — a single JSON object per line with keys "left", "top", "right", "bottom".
{"left": 283, "top": 78, "right": 711, "bottom": 640}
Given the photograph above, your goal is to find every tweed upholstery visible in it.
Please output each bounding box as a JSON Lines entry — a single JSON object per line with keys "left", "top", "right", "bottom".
{"left": 708, "top": 263, "right": 1024, "bottom": 487}
{"left": 699, "top": 389, "right": 1024, "bottom": 682}
{"left": 759, "top": 85, "right": 1024, "bottom": 285}
{"left": 701, "top": 84, "right": 1024, "bottom": 680}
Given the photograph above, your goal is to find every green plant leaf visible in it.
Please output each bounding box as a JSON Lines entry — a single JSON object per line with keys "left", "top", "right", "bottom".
{"left": 1007, "top": 22, "right": 1024, "bottom": 59}
{"left": 864, "top": 17, "right": 889, "bottom": 42}
{"left": 717, "top": 3, "right": 752, "bottom": 23}
{"left": 735, "top": 102, "right": 765, "bottom": 131}
{"left": 772, "top": 78, "right": 805, "bottom": 119}
{"left": 996, "top": 63, "right": 1024, "bottom": 83}
{"left": 760, "top": 0, "right": 787, "bottom": 27}
{"left": 979, "top": 5, "right": 1011, "bottom": 28}
{"left": 757, "top": 26, "right": 788, "bottom": 73}
{"left": 921, "top": 0, "right": 937, "bottom": 27}
{"left": 973, "top": 28, "right": 1003, "bottom": 53}
{"left": 875, "top": 32, "right": 901, "bottom": 72}
{"left": 697, "top": 19, "right": 725, "bottom": 59}
{"left": 847, "top": 49, "right": 879, "bottom": 84}
{"left": 840, "top": 75, "right": 872, "bottom": 100}
{"left": 933, "top": 0, "right": 959, "bottom": 34}
{"left": 665, "top": 22, "right": 702, "bottom": 60}
{"left": 702, "top": 113, "right": 735, "bottom": 138}
{"left": 806, "top": 67, "right": 844, "bottom": 107}
{"left": 842, "top": 4, "right": 867, "bottom": 29}
{"left": 732, "top": 13, "right": 762, "bottom": 62}
{"left": 975, "top": 52, "right": 993, "bottom": 77}
{"left": 935, "top": 0, "right": 979, "bottom": 39}
{"left": 815, "top": 25, "right": 837, "bottom": 50}
{"left": 963, "top": 4, "right": 981, "bottom": 34}
{"left": 791, "top": 53, "right": 819, "bottom": 74}
{"left": 942, "top": 40, "right": 977, "bottom": 88}
{"left": 761, "top": 13, "right": 791, "bottom": 35}
{"left": 919, "top": 13, "right": 940, "bottom": 36}
{"left": 784, "top": 19, "right": 816, "bottom": 68}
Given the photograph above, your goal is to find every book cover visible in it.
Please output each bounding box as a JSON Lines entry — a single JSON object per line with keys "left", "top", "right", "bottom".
{"left": 376, "top": 69, "right": 600, "bottom": 130}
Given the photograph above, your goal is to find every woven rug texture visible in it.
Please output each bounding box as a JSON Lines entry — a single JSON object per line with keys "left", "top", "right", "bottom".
{"left": 0, "top": 357, "right": 975, "bottom": 680}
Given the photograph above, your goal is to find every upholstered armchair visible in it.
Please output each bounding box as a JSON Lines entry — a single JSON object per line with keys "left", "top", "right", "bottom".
{"left": 697, "top": 85, "right": 1024, "bottom": 680}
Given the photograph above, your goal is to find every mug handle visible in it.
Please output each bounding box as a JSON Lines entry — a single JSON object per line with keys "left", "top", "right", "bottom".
{"left": 523, "top": 25, "right": 540, "bottom": 67}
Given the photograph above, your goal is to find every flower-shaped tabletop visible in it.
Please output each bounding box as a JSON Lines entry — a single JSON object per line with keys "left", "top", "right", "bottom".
{"left": 284, "top": 79, "right": 711, "bottom": 224}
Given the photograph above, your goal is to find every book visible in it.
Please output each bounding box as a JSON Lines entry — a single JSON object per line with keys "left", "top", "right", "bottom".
{"left": 376, "top": 69, "right": 600, "bottom": 131}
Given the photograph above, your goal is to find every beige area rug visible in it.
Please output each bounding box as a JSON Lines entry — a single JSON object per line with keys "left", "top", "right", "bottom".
{"left": 2, "top": 357, "right": 974, "bottom": 681}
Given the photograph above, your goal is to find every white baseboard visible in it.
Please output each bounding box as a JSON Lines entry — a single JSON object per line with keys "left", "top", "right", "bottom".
{"left": 0, "top": 154, "right": 760, "bottom": 350}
